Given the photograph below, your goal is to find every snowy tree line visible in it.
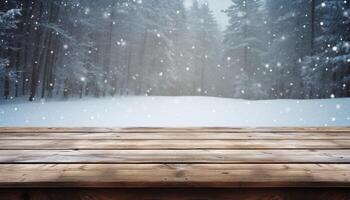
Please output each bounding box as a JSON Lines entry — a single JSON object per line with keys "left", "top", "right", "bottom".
{"left": 0, "top": 0, "right": 349, "bottom": 100}
{"left": 0, "top": 0, "right": 223, "bottom": 100}
{"left": 224, "top": 0, "right": 350, "bottom": 99}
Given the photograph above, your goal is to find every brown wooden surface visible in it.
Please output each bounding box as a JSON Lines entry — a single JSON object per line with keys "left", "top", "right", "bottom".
{"left": 1, "top": 164, "right": 350, "bottom": 188}
{"left": 2, "top": 131, "right": 350, "bottom": 140}
{"left": 2, "top": 139, "right": 350, "bottom": 150}
{"left": 1, "top": 149, "right": 350, "bottom": 164}
{"left": 0, "top": 127, "right": 350, "bottom": 189}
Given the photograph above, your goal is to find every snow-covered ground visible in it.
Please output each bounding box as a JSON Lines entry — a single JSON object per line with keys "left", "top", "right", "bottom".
{"left": 0, "top": 96, "right": 349, "bottom": 127}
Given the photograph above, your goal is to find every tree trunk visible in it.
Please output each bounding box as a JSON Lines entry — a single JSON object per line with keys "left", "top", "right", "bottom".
{"left": 126, "top": 46, "right": 133, "bottom": 95}
{"left": 310, "top": 0, "right": 315, "bottom": 55}
{"left": 29, "top": 2, "right": 44, "bottom": 101}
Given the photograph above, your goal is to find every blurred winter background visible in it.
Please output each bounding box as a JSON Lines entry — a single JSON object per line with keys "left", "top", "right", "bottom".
{"left": 0, "top": 0, "right": 349, "bottom": 127}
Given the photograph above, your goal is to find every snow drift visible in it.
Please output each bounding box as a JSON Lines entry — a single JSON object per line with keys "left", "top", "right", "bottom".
{"left": 0, "top": 96, "right": 349, "bottom": 127}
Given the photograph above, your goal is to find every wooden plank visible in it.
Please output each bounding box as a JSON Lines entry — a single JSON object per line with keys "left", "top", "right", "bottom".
{"left": 1, "top": 128, "right": 350, "bottom": 191}
{"left": 1, "top": 127, "right": 350, "bottom": 133}
{"left": 1, "top": 139, "right": 350, "bottom": 150}
{"left": 0, "top": 164, "right": 350, "bottom": 188}
{"left": 2, "top": 132, "right": 350, "bottom": 140}
{"left": 0, "top": 150, "right": 350, "bottom": 164}
{"left": 2, "top": 188, "right": 350, "bottom": 200}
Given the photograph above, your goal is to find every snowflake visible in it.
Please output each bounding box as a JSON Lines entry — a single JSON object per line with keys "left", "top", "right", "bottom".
{"left": 237, "top": 11, "right": 245, "bottom": 17}
{"left": 103, "top": 12, "right": 111, "bottom": 18}
{"left": 84, "top": 8, "right": 90, "bottom": 15}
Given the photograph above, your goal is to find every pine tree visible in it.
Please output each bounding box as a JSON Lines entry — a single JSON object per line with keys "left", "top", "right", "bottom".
{"left": 224, "top": 0, "right": 266, "bottom": 99}
{"left": 136, "top": 0, "right": 186, "bottom": 95}
{"left": 0, "top": 8, "right": 21, "bottom": 99}
{"left": 266, "top": 0, "right": 311, "bottom": 99}
{"left": 198, "top": 3, "right": 222, "bottom": 96}
{"left": 301, "top": 0, "right": 350, "bottom": 98}
{"left": 186, "top": 1, "right": 222, "bottom": 96}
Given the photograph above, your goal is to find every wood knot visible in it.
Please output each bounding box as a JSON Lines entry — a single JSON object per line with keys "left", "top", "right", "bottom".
{"left": 176, "top": 170, "right": 185, "bottom": 178}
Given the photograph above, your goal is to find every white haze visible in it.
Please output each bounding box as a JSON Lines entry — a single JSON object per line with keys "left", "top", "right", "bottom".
{"left": 184, "top": 0, "right": 231, "bottom": 28}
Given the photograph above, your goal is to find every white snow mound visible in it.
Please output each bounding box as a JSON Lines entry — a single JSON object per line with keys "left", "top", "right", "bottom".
{"left": 0, "top": 96, "right": 349, "bottom": 127}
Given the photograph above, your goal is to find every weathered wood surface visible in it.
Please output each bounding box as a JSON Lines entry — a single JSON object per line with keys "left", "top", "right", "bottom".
{"left": 0, "top": 127, "right": 350, "bottom": 189}
{"left": 1, "top": 150, "right": 350, "bottom": 164}
{"left": 1, "top": 164, "right": 350, "bottom": 188}
{"left": 2, "top": 140, "right": 350, "bottom": 149}
{"left": 2, "top": 132, "right": 350, "bottom": 140}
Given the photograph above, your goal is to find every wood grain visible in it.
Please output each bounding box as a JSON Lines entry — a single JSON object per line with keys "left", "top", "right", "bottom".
{"left": 0, "top": 150, "right": 350, "bottom": 164}
{"left": 2, "top": 132, "right": 350, "bottom": 140}
{"left": 1, "top": 164, "right": 350, "bottom": 188}
{"left": 1, "top": 127, "right": 350, "bottom": 191}
{"left": 1, "top": 139, "right": 350, "bottom": 150}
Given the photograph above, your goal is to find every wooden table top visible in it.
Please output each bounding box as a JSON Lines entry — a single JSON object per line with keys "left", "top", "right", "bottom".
{"left": 0, "top": 127, "right": 350, "bottom": 188}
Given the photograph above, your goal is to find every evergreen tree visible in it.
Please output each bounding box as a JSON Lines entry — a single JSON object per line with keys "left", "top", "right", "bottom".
{"left": 301, "top": 0, "right": 350, "bottom": 98}
{"left": 266, "top": 0, "right": 312, "bottom": 99}
{"left": 1, "top": 0, "right": 348, "bottom": 100}
{"left": 133, "top": 0, "right": 192, "bottom": 95}
{"left": 0, "top": 8, "right": 21, "bottom": 99}
{"left": 187, "top": 1, "right": 222, "bottom": 95}
{"left": 223, "top": 0, "right": 266, "bottom": 99}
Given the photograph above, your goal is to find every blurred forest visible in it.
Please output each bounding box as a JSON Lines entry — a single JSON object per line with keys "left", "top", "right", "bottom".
{"left": 0, "top": 0, "right": 349, "bottom": 100}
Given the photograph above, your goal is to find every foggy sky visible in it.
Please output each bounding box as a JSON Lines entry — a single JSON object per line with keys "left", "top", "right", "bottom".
{"left": 184, "top": 0, "right": 231, "bottom": 29}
